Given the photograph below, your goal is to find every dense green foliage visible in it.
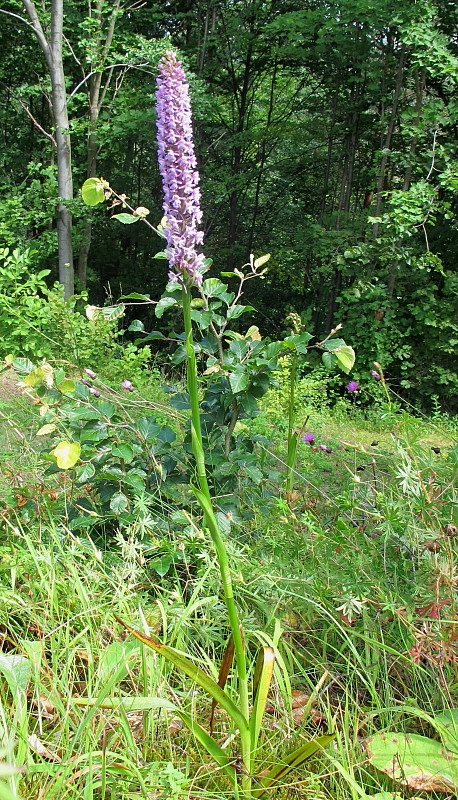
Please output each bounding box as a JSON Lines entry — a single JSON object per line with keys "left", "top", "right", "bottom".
{"left": 1, "top": 0, "right": 458, "bottom": 405}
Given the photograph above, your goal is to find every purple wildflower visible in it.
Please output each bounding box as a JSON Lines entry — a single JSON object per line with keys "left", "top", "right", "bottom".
{"left": 319, "top": 444, "right": 333, "bottom": 453}
{"left": 302, "top": 432, "right": 315, "bottom": 444}
{"left": 156, "top": 51, "right": 204, "bottom": 287}
{"left": 370, "top": 370, "right": 381, "bottom": 380}
{"left": 84, "top": 368, "right": 97, "bottom": 379}
{"left": 89, "top": 387, "right": 100, "bottom": 398}
{"left": 81, "top": 379, "right": 92, "bottom": 387}
{"left": 121, "top": 379, "right": 134, "bottom": 392}
{"left": 346, "top": 380, "right": 359, "bottom": 393}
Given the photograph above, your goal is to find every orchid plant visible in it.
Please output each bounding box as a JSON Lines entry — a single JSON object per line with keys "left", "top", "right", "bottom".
{"left": 80, "top": 50, "right": 339, "bottom": 797}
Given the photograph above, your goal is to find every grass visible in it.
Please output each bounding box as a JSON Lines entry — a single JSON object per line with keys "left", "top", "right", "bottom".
{"left": 1, "top": 365, "right": 458, "bottom": 799}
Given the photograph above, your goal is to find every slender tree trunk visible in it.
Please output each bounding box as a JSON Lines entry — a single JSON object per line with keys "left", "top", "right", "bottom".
{"left": 22, "top": 0, "right": 74, "bottom": 297}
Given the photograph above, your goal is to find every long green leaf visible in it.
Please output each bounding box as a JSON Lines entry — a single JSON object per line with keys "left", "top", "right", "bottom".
{"left": 75, "top": 697, "right": 237, "bottom": 783}
{"left": 210, "top": 635, "right": 235, "bottom": 734}
{"left": 250, "top": 646, "right": 275, "bottom": 759}
{"left": 253, "top": 734, "right": 335, "bottom": 798}
{"left": 176, "top": 709, "right": 237, "bottom": 783}
{"left": 73, "top": 696, "right": 176, "bottom": 712}
{"left": 115, "top": 617, "right": 249, "bottom": 733}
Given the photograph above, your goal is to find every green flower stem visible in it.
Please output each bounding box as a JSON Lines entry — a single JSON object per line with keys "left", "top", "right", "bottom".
{"left": 285, "top": 351, "right": 298, "bottom": 493}
{"left": 182, "top": 288, "right": 251, "bottom": 790}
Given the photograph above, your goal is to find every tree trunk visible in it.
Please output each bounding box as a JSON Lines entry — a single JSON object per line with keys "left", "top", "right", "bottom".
{"left": 22, "top": 0, "right": 74, "bottom": 298}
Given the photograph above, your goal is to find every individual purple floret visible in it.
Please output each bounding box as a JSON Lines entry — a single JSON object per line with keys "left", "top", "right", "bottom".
{"left": 156, "top": 50, "right": 204, "bottom": 287}
{"left": 370, "top": 370, "right": 381, "bottom": 380}
{"left": 84, "top": 368, "right": 97, "bottom": 379}
{"left": 346, "top": 380, "right": 359, "bottom": 393}
{"left": 319, "top": 444, "right": 333, "bottom": 453}
{"left": 121, "top": 379, "right": 134, "bottom": 392}
{"left": 89, "top": 387, "right": 100, "bottom": 398}
{"left": 302, "top": 432, "right": 315, "bottom": 443}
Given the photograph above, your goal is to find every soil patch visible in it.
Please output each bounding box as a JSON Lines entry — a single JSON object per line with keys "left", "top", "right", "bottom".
{"left": 0, "top": 369, "right": 22, "bottom": 400}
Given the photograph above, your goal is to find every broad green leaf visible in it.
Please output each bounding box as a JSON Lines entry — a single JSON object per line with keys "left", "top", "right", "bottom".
{"left": 322, "top": 351, "right": 337, "bottom": 370}
{"left": 250, "top": 646, "right": 275, "bottom": 754}
{"left": 111, "top": 443, "right": 134, "bottom": 463}
{"left": 254, "top": 734, "right": 335, "bottom": 797}
{"left": 136, "top": 331, "right": 166, "bottom": 343}
{"left": 75, "top": 462, "right": 96, "bottom": 482}
{"left": 11, "top": 357, "right": 35, "bottom": 375}
{"left": 115, "top": 616, "right": 249, "bottom": 734}
{"left": 127, "top": 319, "right": 144, "bottom": 332}
{"left": 202, "top": 278, "right": 228, "bottom": 298}
{"left": 81, "top": 177, "right": 105, "bottom": 206}
{"left": 60, "top": 379, "right": 75, "bottom": 393}
{"left": 227, "top": 304, "right": 253, "bottom": 321}
{"left": 119, "top": 292, "right": 151, "bottom": 300}
{"left": 150, "top": 555, "right": 173, "bottom": 577}
{"left": 334, "top": 345, "right": 356, "bottom": 374}
{"left": 229, "top": 369, "right": 250, "bottom": 394}
{"left": 110, "top": 492, "right": 129, "bottom": 513}
{"left": 0, "top": 653, "right": 31, "bottom": 704}
{"left": 365, "top": 732, "right": 458, "bottom": 792}
{"left": 435, "top": 709, "right": 458, "bottom": 753}
{"left": 52, "top": 441, "right": 81, "bottom": 470}
{"left": 155, "top": 296, "right": 178, "bottom": 318}
{"left": 112, "top": 213, "right": 140, "bottom": 224}
{"left": 323, "top": 338, "right": 346, "bottom": 352}
{"left": 37, "top": 423, "right": 56, "bottom": 436}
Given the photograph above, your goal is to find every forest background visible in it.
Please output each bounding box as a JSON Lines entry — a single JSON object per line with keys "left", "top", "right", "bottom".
{"left": 1, "top": 0, "right": 458, "bottom": 409}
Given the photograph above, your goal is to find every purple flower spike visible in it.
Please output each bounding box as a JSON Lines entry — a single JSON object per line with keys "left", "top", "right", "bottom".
{"left": 371, "top": 370, "right": 381, "bottom": 380}
{"left": 84, "top": 368, "right": 97, "bottom": 379}
{"left": 156, "top": 51, "right": 205, "bottom": 287}
{"left": 302, "top": 432, "right": 315, "bottom": 443}
{"left": 121, "top": 379, "right": 134, "bottom": 392}
{"left": 346, "top": 380, "right": 359, "bottom": 393}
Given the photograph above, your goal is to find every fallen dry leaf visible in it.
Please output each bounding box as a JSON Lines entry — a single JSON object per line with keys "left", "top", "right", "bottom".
{"left": 27, "top": 734, "right": 61, "bottom": 762}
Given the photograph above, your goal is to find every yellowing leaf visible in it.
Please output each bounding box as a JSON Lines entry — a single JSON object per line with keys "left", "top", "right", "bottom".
{"left": 334, "top": 345, "right": 356, "bottom": 374}
{"left": 37, "top": 424, "right": 57, "bottom": 436}
{"left": 203, "top": 364, "right": 222, "bottom": 375}
{"left": 24, "top": 364, "right": 54, "bottom": 388}
{"left": 245, "top": 325, "right": 262, "bottom": 341}
{"left": 52, "top": 441, "right": 81, "bottom": 470}
{"left": 85, "top": 305, "right": 100, "bottom": 321}
{"left": 254, "top": 253, "right": 271, "bottom": 269}
{"left": 59, "top": 379, "right": 75, "bottom": 393}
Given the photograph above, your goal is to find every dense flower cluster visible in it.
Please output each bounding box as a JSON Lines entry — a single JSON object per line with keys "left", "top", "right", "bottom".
{"left": 156, "top": 50, "right": 204, "bottom": 287}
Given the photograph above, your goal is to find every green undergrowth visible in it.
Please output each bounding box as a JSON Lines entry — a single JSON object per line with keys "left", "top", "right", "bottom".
{"left": 1, "top": 366, "right": 458, "bottom": 799}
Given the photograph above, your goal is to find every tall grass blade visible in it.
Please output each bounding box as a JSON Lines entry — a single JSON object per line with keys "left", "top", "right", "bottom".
{"left": 115, "top": 616, "right": 249, "bottom": 733}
